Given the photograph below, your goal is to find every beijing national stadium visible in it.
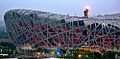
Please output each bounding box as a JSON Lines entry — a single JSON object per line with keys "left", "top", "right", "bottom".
{"left": 4, "top": 9, "right": 120, "bottom": 49}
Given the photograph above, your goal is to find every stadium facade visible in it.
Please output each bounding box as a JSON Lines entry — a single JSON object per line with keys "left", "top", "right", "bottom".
{"left": 4, "top": 9, "right": 120, "bottom": 49}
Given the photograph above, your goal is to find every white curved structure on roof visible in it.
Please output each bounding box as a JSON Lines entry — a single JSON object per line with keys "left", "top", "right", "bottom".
{"left": 4, "top": 9, "right": 120, "bottom": 48}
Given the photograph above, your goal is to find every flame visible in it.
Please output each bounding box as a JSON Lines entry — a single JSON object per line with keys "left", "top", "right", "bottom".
{"left": 84, "top": 6, "right": 90, "bottom": 10}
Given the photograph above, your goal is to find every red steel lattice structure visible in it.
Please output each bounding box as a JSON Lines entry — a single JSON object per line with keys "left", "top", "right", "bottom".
{"left": 4, "top": 9, "right": 120, "bottom": 48}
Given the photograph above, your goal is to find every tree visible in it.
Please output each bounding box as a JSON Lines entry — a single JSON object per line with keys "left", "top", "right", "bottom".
{"left": 0, "top": 42, "right": 16, "bottom": 55}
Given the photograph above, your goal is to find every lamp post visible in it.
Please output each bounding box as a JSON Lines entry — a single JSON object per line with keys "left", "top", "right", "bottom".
{"left": 0, "top": 49, "right": 2, "bottom": 54}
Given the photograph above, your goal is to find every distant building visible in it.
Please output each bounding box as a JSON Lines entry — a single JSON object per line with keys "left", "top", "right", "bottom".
{"left": 0, "top": 37, "right": 10, "bottom": 43}
{"left": 0, "top": 31, "right": 10, "bottom": 43}
{"left": 4, "top": 9, "right": 120, "bottom": 49}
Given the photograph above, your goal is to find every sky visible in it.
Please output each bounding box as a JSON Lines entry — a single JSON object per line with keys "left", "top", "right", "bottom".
{"left": 0, "top": 0, "right": 120, "bottom": 23}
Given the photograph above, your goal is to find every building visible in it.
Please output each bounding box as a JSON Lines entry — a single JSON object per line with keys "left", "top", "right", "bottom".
{"left": 4, "top": 9, "right": 120, "bottom": 49}
{"left": 0, "top": 31, "right": 10, "bottom": 43}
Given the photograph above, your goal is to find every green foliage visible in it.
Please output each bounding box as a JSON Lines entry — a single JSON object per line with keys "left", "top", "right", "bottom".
{"left": 93, "top": 52, "right": 102, "bottom": 59}
{"left": 36, "top": 48, "right": 48, "bottom": 53}
{"left": 102, "top": 51, "right": 120, "bottom": 59}
{"left": 0, "top": 42, "right": 16, "bottom": 54}
{"left": 106, "top": 51, "right": 116, "bottom": 58}
{"left": 117, "top": 52, "right": 120, "bottom": 56}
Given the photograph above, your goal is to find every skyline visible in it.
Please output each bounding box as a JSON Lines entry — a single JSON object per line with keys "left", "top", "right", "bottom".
{"left": 0, "top": 0, "right": 120, "bottom": 22}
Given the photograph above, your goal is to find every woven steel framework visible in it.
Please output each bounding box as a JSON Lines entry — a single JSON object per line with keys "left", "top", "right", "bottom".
{"left": 4, "top": 9, "right": 120, "bottom": 48}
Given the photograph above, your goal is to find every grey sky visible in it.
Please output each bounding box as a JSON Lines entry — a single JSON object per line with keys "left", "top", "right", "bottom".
{"left": 0, "top": 0, "right": 120, "bottom": 22}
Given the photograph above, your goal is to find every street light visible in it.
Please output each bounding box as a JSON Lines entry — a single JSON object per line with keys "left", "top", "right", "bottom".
{"left": 37, "top": 52, "right": 41, "bottom": 55}
{"left": 77, "top": 53, "right": 84, "bottom": 59}
{"left": 78, "top": 54, "right": 82, "bottom": 58}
